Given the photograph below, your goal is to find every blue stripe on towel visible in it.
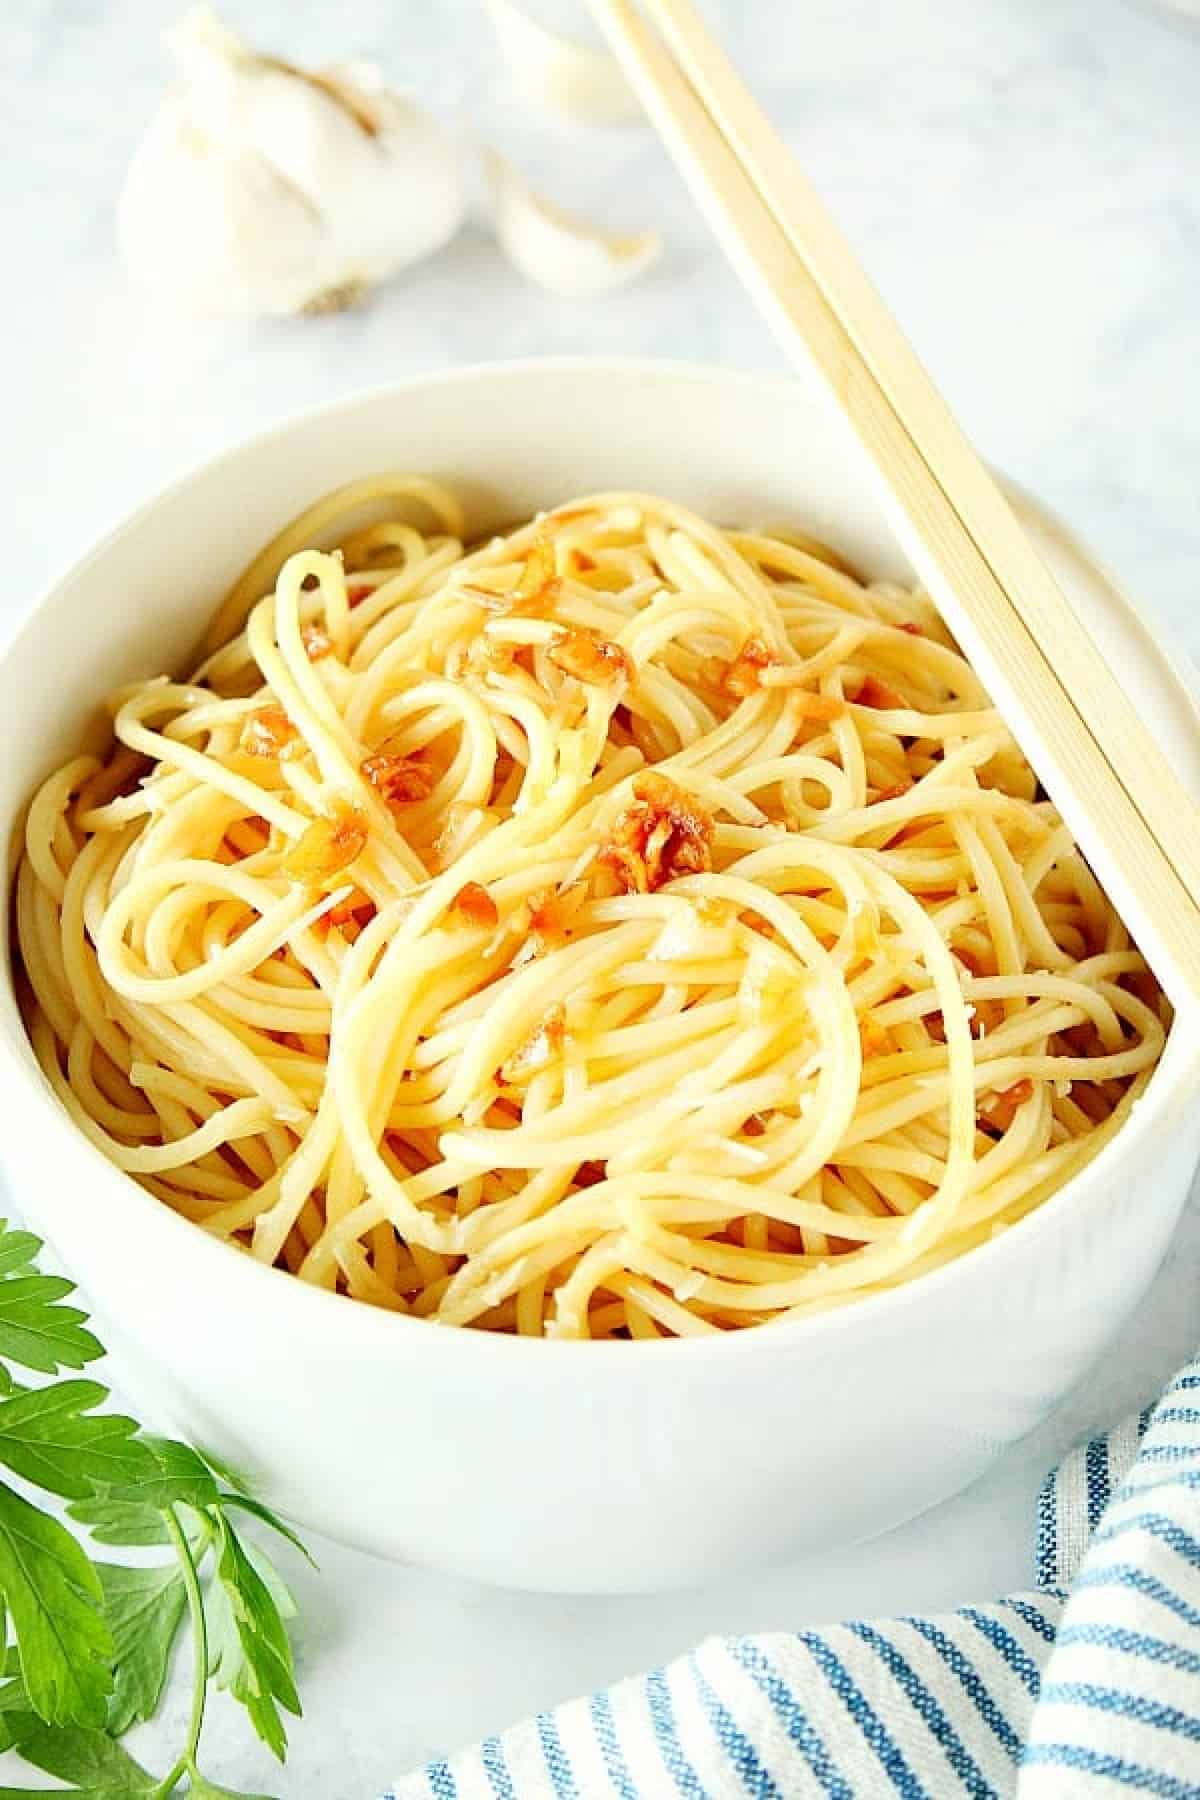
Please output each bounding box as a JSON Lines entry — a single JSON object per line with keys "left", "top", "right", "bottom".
{"left": 1021, "top": 1743, "right": 1200, "bottom": 1798}
{"left": 1129, "top": 1443, "right": 1200, "bottom": 1466}
{"left": 960, "top": 1610, "right": 1043, "bottom": 1698}
{"left": 589, "top": 1691, "right": 637, "bottom": 1800}
{"left": 480, "top": 1735, "right": 514, "bottom": 1800}
{"left": 1038, "top": 1682, "right": 1200, "bottom": 1742}
{"left": 645, "top": 1664, "right": 707, "bottom": 1796}
{"left": 535, "top": 1714, "right": 576, "bottom": 1799}
{"left": 997, "top": 1596, "right": 1059, "bottom": 1646}
{"left": 1087, "top": 1432, "right": 1112, "bottom": 1535}
{"left": 1072, "top": 1563, "right": 1200, "bottom": 1630}
{"left": 728, "top": 1638, "right": 853, "bottom": 1798}
{"left": 1092, "top": 1510, "right": 1200, "bottom": 1568}
{"left": 847, "top": 1622, "right": 991, "bottom": 1798}
{"left": 1035, "top": 1472, "right": 1059, "bottom": 1589}
{"left": 804, "top": 1635, "right": 927, "bottom": 1796}
{"left": 905, "top": 1616, "right": 1023, "bottom": 1761}
{"left": 1056, "top": 1621, "right": 1200, "bottom": 1675}
{"left": 687, "top": 1652, "right": 781, "bottom": 1798}
{"left": 1149, "top": 1407, "right": 1200, "bottom": 1427}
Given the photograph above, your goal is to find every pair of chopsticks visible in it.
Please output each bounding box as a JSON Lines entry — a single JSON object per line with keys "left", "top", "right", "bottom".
{"left": 589, "top": 0, "right": 1200, "bottom": 1012}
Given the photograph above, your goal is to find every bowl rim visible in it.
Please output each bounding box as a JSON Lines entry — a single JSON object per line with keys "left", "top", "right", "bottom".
{"left": 3, "top": 352, "right": 1198, "bottom": 1363}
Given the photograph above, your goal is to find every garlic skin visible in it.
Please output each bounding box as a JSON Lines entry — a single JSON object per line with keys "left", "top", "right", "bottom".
{"left": 486, "top": 151, "right": 661, "bottom": 297}
{"left": 118, "top": 7, "right": 466, "bottom": 317}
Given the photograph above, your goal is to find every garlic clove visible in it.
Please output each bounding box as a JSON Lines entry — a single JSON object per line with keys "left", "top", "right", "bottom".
{"left": 119, "top": 6, "right": 467, "bottom": 317}
{"left": 483, "top": 0, "right": 642, "bottom": 126}
{"left": 326, "top": 76, "right": 466, "bottom": 276}
{"left": 161, "top": 6, "right": 253, "bottom": 142}
{"left": 485, "top": 150, "right": 661, "bottom": 296}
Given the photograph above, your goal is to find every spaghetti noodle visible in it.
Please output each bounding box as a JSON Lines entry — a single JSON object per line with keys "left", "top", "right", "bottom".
{"left": 14, "top": 480, "right": 1167, "bottom": 1337}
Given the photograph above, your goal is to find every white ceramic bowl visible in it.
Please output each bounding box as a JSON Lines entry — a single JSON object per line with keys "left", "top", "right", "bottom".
{"left": 2, "top": 360, "right": 1198, "bottom": 1595}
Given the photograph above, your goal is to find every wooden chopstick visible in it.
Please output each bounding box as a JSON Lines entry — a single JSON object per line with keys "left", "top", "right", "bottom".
{"left": 588, "top": 0, "right": 1200, "bottom": 1009}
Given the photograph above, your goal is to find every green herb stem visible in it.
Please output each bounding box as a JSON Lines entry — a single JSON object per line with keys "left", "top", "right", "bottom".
{"left": 163, "top": 1506, "right": 208, "bottom": 1774}
{"left": 154, "top": 1753, "right": 189, "bottom": 1798}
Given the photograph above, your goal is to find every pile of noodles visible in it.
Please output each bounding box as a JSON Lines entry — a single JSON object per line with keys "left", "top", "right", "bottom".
{"left": 15, "top": 480, "right": 1166, "bottom": 1337}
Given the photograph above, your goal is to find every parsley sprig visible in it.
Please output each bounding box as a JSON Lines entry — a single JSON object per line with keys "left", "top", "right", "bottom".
{"left": 0, "top": 1221, "right": 310, "bottom": 1797}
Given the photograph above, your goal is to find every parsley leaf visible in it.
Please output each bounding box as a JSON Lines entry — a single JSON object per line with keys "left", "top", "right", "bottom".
{"left": 0, "top": 1382, "right": 155, "bottom": 1500}
{"left": 0, "top": 1481, "right": 112, "bottom": 1727}
{"left": 238, "top": 1540, "right": 296, "bottom": 1629}
{"left": 0, "top": 1671, "right": 32, "bottom": 1753}
{"left": 139, "top": 1439, "right": 222, "bottom": 1511}
{"left": 0, "top": 1629, "right": 20, "bottom": 1749}
{"left": 0, "top": 1230, "right": 42, "bottom": 1280}
{"left": 91, "top": 1438, "right": 222, "bottom": 1517}
{"left": 195, "top": 1447, "right": 252, "bottom": 1495}
{"left": 0, "top": 1222, "right": 311, "bottom": 1790}
{"left": 97, "top": 1561, "right": 188, "bottom": 1735}
{"left": 65, "top": 1494, "right": 172, "bottom": 1547}
{"left": 218, "top": 1494, "right": 316, "bottom": 1566}
{"left": 0, "top": 1716, "right": 157, "bottom": 1791}
{"left": 206, "top": 1515, "right": 300, "bottom": 1761}
{"left": 0, "top": 1789, "right": 149, "bottom": 1798}
{"left": 0, "top": 1677, "right": 28, "bottom": 1716}
{"left": 0, "top": 1277, "right": 102, "bottom": 1375}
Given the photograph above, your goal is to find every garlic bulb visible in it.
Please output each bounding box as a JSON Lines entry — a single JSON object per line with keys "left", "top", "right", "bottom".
{"left": 486, "top": 151, "right": 661, "bottom": 296}
{"left": 119, "top": 7, "right": 466, "bottom": 316}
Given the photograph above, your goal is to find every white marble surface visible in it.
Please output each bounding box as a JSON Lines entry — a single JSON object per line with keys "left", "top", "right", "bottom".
{"left": 2, "top": 0, "right": 1199, "bottom": 1792}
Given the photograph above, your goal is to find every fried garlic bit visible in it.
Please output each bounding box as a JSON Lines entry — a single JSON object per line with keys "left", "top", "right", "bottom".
{"left": 468, "top": 531, "right": 561, "bottom": 617}
{"left": 599, "top": 772, "right": 713, "bottom": 894}
{"left": 720, "top": 635, "right": 776, "bottom": 698}
{"left": 705, "top": 637, "right": 848, "bottom": 721}
{"left": 301, "top": 623, "right": 335, "bottom": 661}
{"left": 855, "top": 673, "right": 908, "bottom": 710}
{"left": 450, "top": 882, "right": 500, "bottom": 929}
{"left": 547, "top": 629, "right": 632, "bottom": 686}
{"left": 501, "top": 1003, "right": 566, "bottom": 1084}
{"left": 325, "top": 888, "right": 375, "bottom": 929}
{"left": 239, "top": 706, "right": 300, "bottom": 759}
{"left": 514, "top": 531, "right": 558, "bottom": 603}
{"left": 360, "top": 747, "right": 433, "bottom": 807}
{"left": 463, "top": 637, "right": 518, "bottom": 679}
{"left": 793, "top": 693, "right": 846, "bottom": 722}
{"left": 511, "top": 881, "right": 589, "bottom": 964}
{"left": 978, "top": 1079, "right": 1035, "bottom": 1134}
{"left": 283, "top": 802, "right": 368, "bottom": 882}
{"left": 527, "top": 882, "right": 588, "bottom": 939}
{"left": 859, "top": 1015, "right": 893, "bottom": 1058}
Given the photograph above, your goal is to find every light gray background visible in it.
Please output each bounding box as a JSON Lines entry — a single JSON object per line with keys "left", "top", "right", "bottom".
{"left": 1, "top": 0, "right": 1198, "bottom": 1792}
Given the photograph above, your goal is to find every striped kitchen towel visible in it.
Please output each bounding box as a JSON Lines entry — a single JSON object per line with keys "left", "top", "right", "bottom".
{"left": 390, "top": 1351, "right": 1200, "bottom": 1797}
